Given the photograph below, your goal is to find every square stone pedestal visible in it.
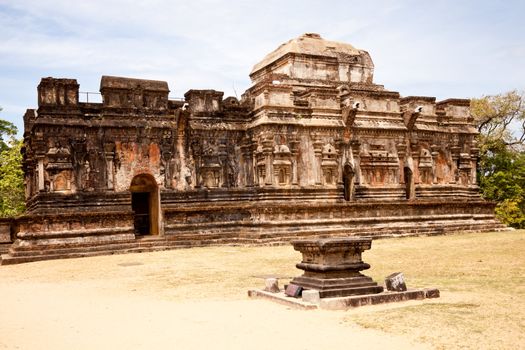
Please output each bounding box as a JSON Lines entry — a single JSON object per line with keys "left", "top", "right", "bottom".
{"left": 289, "top": 237, "right": 383, "bottom": 298}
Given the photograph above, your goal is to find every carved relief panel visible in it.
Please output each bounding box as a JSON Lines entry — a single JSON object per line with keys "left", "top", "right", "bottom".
{"left": 359, "top": 140, "right": 399, "bottom": 186}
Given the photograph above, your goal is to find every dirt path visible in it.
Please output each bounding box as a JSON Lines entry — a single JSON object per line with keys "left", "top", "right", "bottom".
{"left": 0, "top": 251, "right": 429, "bottom": 350}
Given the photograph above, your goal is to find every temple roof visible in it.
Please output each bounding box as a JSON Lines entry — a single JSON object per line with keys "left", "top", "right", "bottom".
{"left": 251, "top": 33, "right": 362, "bottom": 75}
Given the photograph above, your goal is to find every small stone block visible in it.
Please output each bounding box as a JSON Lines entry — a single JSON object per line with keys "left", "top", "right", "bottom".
{"left": 425, "top": 288, "right": 440, "bottom": 298}
{"left": 0, "top": 223, "right": 11, "bottom": 243}
{"left": 264, "top": 278, "right": 280, "bottom": 293}
{"left": 301, "top": 290, "right": 320, "bottom": 304}
{"left": 385, "top": 272, "right": 407, "bottom": 292}
{"left": 285, "top": 284, "right": 303, "bottom": 298}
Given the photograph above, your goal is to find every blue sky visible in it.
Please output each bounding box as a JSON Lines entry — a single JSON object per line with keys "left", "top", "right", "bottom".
{"left": 1, "top": 0, "right": 524, "bottom": 136}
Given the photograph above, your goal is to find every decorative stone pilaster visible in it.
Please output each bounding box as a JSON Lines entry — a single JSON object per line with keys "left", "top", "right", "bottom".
{"left": 289, "top": 134, "right": 300, "bottom": 186}
{"left": 430, "top": 144, "right": 439, "bottom": 184}
{"left": 191, "top": 140, "right": 203, "bottom": 188}
{"left": 251, "top": 140, "right": 259, "bottom": 186}
{"left": 470, "top": 139, "right": 479, "bottom": 185}
{"left": 36, "top": 154, "right": 45, "bottom": 192}
{"left": 262, "top": 138, "right": 274, "bottom": 186}
{"left": 450, "top": 136, "right": 461, "bottom": 184}
{"left": 397, "top": 141, "right": 407, "bottom": 184}
{"left": 104, "top": 143, "right": 115, "bottom": 190}
{"left": 313, "top": 137, "right": 323, "bottom": 185}
{"left": 218, "top": 142, "right": 228, "bottom": 188}
{"left": 241, "top": 141, "right": 254, "bottom": 187}
{"left": 335, "top": 139, "right": 345, "bottom": 185}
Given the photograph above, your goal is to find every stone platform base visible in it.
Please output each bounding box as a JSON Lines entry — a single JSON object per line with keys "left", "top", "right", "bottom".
{"left": 247, "top": 288, "right": 440, "bottom": 310}
{"left": 1, "top": 198, "right": 507, "bottom": 265}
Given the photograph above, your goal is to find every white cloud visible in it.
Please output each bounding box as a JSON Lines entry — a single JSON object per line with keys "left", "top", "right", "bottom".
{"left": 1, "top": 0, "right": 524, "bottom": 135}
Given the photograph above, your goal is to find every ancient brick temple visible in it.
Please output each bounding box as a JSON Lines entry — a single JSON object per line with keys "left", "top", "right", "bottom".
{"left": 0, "top": 33, "right": 503, "bottom": 264}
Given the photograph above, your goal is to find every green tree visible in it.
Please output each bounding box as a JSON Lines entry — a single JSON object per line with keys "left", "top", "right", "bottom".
{"left": 471, "top": 90, "right": 525, "bottom": 228}
{"left": 0, "top": 108, "right": 25, "bottom": 217}
{"left": 0, "top": 138, "right": 25, "bottom": 217}
{"left": 0, "top": 107, "right": 18, "bottom": 152}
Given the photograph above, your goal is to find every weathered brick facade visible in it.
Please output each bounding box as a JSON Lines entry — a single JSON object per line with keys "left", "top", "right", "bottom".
{"left": 0, "top": 33, "right": 504, "bottom": 264}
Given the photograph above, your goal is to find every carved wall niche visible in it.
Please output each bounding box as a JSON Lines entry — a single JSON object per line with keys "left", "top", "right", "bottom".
{"left": 273, "top": 144, "right": 292, "bottom": 185}
{"left": 197, "top": 139, "right": 223, "bottom": 188}
{"left": 225, "top": 147, "right": 239, "bottom": 188}
{"left": 70, "top": 138, "right": 87, "bottom": 191}
{"left": 52, "top": 171, "right": 71, "bottom": 192}
{"left": 202, "top": 167, "right": 222, "bottom": 188}
{"left": 434, "top": 149, "right": 452, "bottom": 184}
{"left": 321, "top": 143, "right": 338, "bottom": 185}
{"left": 45, "top": 141, "right": 73, "bottom": 193}
{"left": 189, "top": 130, "right": 242, "bottom": 189}
{"left": 418, "top": 148, "right": 433, "bottom": 185}
{"left": 255, "top": 144, "right": 266, "bottom": 186}
{"left": 253, "top": 132, "right": 275, "bottom": 187}
{"left": 159, "top": 131, "right": 177, "bottom": 189}
{"left": 359, "top": 141, "right": 399, "bottom": 186}
{"left": 458, "top": 152, "right": 472, "bottom": 185}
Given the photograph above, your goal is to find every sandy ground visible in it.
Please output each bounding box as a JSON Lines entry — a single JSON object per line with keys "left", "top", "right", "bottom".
{"left": 0, "top": 250, "right": 430, "bottom": 350}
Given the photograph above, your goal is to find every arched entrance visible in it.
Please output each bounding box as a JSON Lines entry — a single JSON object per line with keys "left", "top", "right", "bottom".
{"left": 130, "top": 174, "right": 160, "bottom": 235}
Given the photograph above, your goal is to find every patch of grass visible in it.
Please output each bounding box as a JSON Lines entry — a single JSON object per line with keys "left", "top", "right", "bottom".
{"left": 348, "top": 230, "right": 525, "bottom": 350}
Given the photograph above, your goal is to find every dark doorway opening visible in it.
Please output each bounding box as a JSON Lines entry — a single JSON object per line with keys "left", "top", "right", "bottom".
{"left": 132, "top": 192, "right": 151, "bottom": 235}
{"left": 130, "top": 174, "right": 160, "bottom": 236}
{"left": 404, "top": 166, "right": 413, "bottom": 200}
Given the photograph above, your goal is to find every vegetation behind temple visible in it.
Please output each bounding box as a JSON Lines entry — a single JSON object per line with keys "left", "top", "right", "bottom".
{"left": 472, "top": 90, "right": 525, "bottom": 228}
{"left": 1, "top": 91, "right": 524, "bottom": 227}
{"left": 0, "top": 108, "right": 25, "bottom": 217}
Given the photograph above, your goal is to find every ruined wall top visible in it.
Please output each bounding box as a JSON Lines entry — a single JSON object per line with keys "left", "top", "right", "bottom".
{"left": 99, "top": 76, "right": 169, "bottom": 92}
{"left": 99, "top": 76, "right": 170, "bottom": 110}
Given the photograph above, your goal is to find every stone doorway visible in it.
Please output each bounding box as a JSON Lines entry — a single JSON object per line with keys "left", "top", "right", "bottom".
{"left": 130, "top": 174, "right": 160, "bottom": 235}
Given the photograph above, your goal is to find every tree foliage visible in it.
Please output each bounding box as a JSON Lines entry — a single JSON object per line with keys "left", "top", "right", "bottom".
{"left": 0, "top": 108, "right": 25, "bottom": 217}
{"left": 0, "top": 107, "right": 18, "bottom": 152}
{"left": 0, "top": 138, "right": 25, "bottom": 217}
{"left": 472, "top": 90, "right": 525, "bottom": 228}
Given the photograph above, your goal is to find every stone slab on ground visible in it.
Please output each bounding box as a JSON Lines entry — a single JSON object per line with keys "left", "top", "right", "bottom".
{"left": 247, "top": 289, "right": 317, "bottom": 310}
{"left": 248, "top": 288, "right": 440, "bottom": 310}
